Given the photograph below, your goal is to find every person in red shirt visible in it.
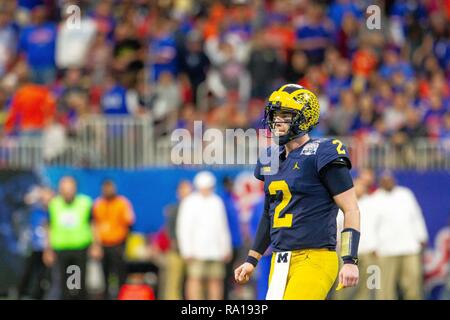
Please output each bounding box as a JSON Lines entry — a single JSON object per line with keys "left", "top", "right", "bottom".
{"left": 4, "top": 83, "right": 56, "bottom": 135}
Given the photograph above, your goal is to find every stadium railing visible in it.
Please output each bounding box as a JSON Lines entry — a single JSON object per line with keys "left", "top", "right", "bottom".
{"left": 0, "top": 117, "right": 449, "bottom": 170}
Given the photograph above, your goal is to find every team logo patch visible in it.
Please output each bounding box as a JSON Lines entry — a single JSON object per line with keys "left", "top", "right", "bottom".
{"left": 301, "top": 141, "right": 319, "bottom": 155}
{"left": 262, "top": 166, "right": 272, "bottom": 173}
{"left": 292, "top": 162, "right": 300, "bottom": 170}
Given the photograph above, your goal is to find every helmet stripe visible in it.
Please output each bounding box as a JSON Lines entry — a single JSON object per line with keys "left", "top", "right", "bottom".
{"left": 280, "top": 84, "right": 304, "bottom": 94}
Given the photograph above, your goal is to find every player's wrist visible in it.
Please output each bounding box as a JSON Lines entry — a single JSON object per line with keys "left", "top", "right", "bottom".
{"left": 340, "top": 228, "right": 360, "bottom": 266}
{"left": 245, "top": 255, "right": 259, "bottom": 268}
{"left": 342, "top": 256, "right": 359, "bottom": 265}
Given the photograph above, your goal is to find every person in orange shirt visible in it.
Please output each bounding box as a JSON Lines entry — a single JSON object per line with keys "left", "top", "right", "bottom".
{"left": 93, "top": 179, "right": 135, "bottom": 299}
{"left": 4, "top": 83, "right": 56, "bottom": 136}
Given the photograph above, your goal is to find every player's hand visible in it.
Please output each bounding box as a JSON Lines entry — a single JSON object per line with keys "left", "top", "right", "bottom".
{"left": 338, "top": 263, "right": 359, "bottom": 288}
{"left": 89, "top": 243, "right": 103, "bottom": 260}
{"left": 43, "top": 248, "right": 56, "bottom": 267}
{"left": 234, "top": 262, "right": 254, "bottom": 284}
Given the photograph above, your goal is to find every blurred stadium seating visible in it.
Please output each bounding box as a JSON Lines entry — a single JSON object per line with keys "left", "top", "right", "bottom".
{"left": 0, "top": 0, "right": 449, "bottom": 300}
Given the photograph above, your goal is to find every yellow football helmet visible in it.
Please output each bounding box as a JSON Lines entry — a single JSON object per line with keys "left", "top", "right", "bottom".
{"left": 264, "top": 84, "right": 320, "bottom": 145}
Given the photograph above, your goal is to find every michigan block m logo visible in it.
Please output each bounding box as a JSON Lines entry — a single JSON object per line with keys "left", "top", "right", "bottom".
{"left": 277, "top": 253, "right": 289, "bottom": 263}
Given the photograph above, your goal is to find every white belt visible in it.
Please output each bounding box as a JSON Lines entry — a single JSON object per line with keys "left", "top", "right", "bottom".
{"left": 266, "top": 251, "right": 292, "bottom": 300}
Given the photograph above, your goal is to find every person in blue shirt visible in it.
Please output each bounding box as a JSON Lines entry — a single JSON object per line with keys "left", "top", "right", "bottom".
{"left": 100, "top": 74, "right": 139, "bottom": 115}
{"left": 221, "top": 176, "right": 243, "bottom": 300}
{"left": 17, "top": 186, "right": 54, "bottom": 299}
{"left": 379, "top": 47, "right": 414, "bottom": 81}
{"left": 296, "top": 4, "right": 333, "bottom": 65}
{"left": 149, "top": 18, "right": 178, "bottom": 82}
{"left": 328, "top": 0, "right": 363, "bottom": 29}
{"left": 18, "top": 5, "right": 57, "bottom": 84}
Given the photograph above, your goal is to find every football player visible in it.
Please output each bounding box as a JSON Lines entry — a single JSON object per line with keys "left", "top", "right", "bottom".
{"left": 234, "top": 84, "right": 360, "bottom": 299}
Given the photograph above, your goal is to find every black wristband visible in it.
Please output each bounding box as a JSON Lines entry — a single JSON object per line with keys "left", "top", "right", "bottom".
{"left": 342, "top": 256, "right": 359, "bottom": 265}
{"left": 340, "top": 228, "right": 360, "bottom": 265}
{"left": 246, "top": 255, "right": 259, "bottom": 268}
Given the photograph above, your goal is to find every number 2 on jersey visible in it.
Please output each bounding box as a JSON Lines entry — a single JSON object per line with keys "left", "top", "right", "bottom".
{"left": 268, "top": 180, "right": 293, "bottom": 228}
{"left": 332, "top": 139, "right": 346, "bottom": 155}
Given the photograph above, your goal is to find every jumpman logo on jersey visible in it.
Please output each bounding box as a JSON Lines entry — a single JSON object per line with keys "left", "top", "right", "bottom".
{"left": 293, "top": 162, "right": 300, "bottom": 170}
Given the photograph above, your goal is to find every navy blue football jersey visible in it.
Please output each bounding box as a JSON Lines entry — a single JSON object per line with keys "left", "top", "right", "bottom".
{"left": 254, "top": 138, "right": 352, "bottom": 252}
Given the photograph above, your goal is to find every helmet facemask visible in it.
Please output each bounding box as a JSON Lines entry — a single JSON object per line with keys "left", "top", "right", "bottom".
{"left": 263, "top": 102, "right": 312, "bottom": 146}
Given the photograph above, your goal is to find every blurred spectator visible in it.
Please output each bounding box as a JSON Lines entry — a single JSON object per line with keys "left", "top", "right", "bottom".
{"left": 117, "top": 273, "right": 155, "bottom": 300}
{"left": 372, "top": 172, "right": 428, "bottom": 300}
{"left": 149, "top": 17, "right": 178, "bottom": 82}
{"left": 441, "top": 112, "right": 450, "bottom": 141}
{"left": 56, "top": 7, "right": 97, "bottom": 69}
{"left": 162, "top": 180, "right": 192, "bottom": 300}
{"left": 350, "top": 94, "right": 379, "bottom": 136}
{"left": 328, "top": 0, "right": 362, "bottom": 28}
{"left": 325, "top": 58, "right": 352, "bottom": 107}
{"left": 327, "top": 89, "right": 357, "bottom": 136}
{"left": 401, "top": 108, "right": 428, "bottom": 139}
{"left": 383, "top": 93, "right": 408, "bottom": 133}
{"left": 358, "top": 168, "right": 377, "bottom": 194}
{"left": 17, "top": 186, "right": 54, "bottom": 299}
{"left": 0, "top": 3, "right": 17, "bottom": 78}
{"left": 100, "top": 74, "right": 140, "bottom": 115}
{"left": 205, "top": 33, "right": 251, "bottom": 109}
{"left": 117, "top": 264, "right": 155, "bottom": 300}
{"left": 179, "top": 30, "right": 210, "bottom": 103}
{"left": 296, "top": 3, "right": 333, "bottom": 65}
{"left": 221, "top": 176, "right": 243, "bottom": 300}
{"left": 152, "top": 71, "right": 181, "bottom": 134}
{"left": 4, "top": 74, "right": 56, "bottom": 136}
{"left": 43, "top": 176, "right": 98, "bottom": 300}
{"left": 336, "top": 12, "right": 359, "bottom": 59}
{"left": 379, "top": 47, "right": 414, "bottom": 82}
{"left": 93, "top": 179, "right": 135, "bottom": 299}
{"left": 391, "top": 108, "right": 427, "bottom": 152}
{"left": 86, "top": 29, "right": 112, "bottom": 85}
{"left": 176, "top": 171, "right": 231, "bottom": 300}
{"left": 88, "top": 1, "right": 116, "bottom": 41}
{"left": 112, "top": 20, "right": 144, "bottom": 87}
{"left": 248, "top": 31, "right": 283, "bottom": 99}
{"left": 352, "top": 41, "right": 378, "bottom": 79}
{"left": 285, "top": 50, "right": 308, "bottom": 84}
{"left": 263, "top": 9, "right": 295, "bottom": 61}
{"left": 422, "top": 93, "right": 448, "bottom": 139}
{"left": 19, "top": 5, "right": 57, "bottom": 84}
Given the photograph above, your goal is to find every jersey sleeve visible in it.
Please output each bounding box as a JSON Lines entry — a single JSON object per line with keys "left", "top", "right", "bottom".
{"left": 316, "top": 139, "right": 352, "bottom": 173}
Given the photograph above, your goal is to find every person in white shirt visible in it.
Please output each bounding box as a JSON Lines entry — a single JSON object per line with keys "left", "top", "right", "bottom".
{"left": 335, "top": 179, "right": 378, "bottom": 300}
{"left": 176, "top": 171, "right": 232, "bottom": 300}
{"left": 372, "top": 172, "right": 428, "bottom": 300}
{"left": 56, "top": 7, "right": 97, "bottom": 69}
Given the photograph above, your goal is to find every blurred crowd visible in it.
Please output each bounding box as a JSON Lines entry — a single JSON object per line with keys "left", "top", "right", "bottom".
{"left": 0, "top": 0, "right": 448, "bottom": 147}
